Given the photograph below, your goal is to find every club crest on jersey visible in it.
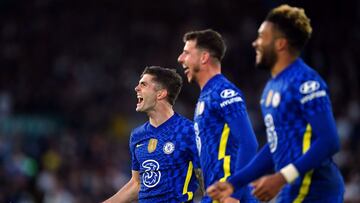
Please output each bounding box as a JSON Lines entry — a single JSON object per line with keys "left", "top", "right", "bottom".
{"left": 163, "top": 142, "right": 175, "bottom": 154}
{"left": 195, "top": 101, "right": 205, "bottom": 116}
{"left": 220, "top": 89, "right": 238, "bottom": 98}
{"left": 299, "top": 80, "right": 320, "bottom": 94}
{"left": 142, "top": 159, "right": 161, "bottom": 188}
{"left": 272, "top": 92, "right": 281, "bottom": 108}
{"left": 148, "top": 138, "right": 158, "bottom": 153}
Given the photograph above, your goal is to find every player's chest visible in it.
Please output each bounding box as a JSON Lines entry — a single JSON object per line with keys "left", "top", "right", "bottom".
{"left": 260, "top": 83, "right": 299, "bottom": 122}
{"left": 194, "top": 97, "right": 217, "bottom": 125}
{"left": 134, "top": 135, "right": 183, "bottom": 164}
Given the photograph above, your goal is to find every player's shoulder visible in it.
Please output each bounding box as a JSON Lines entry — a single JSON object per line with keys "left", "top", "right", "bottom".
{"left": 289, "top": 59, "right": 327, "bottom": 89}
{"left": 210, "top": 75, "right": 243, "bottom": 98}
{"left": 173, "top": 113, "right": 194, "bottom": 128}
{"left": 130, "top": 122, "right": 148, "bottom": 141}
{"left": 175, "top": 113, "right": 193, "bottom": 124}
{"left": 172, "top": 113, "right": 194, "bottom": 135}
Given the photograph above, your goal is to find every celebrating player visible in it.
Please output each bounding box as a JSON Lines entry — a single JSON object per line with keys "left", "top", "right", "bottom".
{"left": 103, "top": 66, "right": 201, "bottom": 203}
{"left": 207, "top": 4, "right": 345, "bottom": 203}
{"left": 178, "top": 29, "right": 259, "bottom": 203}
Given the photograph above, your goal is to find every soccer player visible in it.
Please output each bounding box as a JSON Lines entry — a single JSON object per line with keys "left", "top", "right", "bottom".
{"left": 103, "top": 66, "right": 200, "bottom": 203}
{"left": 207, "top": 4, "right": 345, "bottom": 202}
{"left": 178, "top": 29, "right": 259, "bottom": 203}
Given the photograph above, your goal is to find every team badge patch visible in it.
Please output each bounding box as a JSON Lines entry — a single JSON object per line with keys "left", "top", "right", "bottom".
{"left": 272, "top": 92, "right": 281, "bottom": 108}
{"left": 195, "top": 101, "right": 205, "bottom": 116}
{"left": 265, "top": 90, "right": 273, "bottom": 107}
{"left": 148, "top": 138, "right": 158, "bottom": 153}
{"left": 163, "top": 142, "right": 175, "bottom": 154}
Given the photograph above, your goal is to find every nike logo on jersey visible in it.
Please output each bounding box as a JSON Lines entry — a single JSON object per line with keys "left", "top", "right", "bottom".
{"left": 136, "top": 143, "right": 144, "bottom": 148}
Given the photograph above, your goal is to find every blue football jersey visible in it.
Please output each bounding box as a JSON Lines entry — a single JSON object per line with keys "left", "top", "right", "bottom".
{"left": 260, "top": 58, "right": 344, "bottom": 201}
{"left": 130, "top": 113, "right": 199, "bottom": 203}
{"left": 194, "top": 74, "right": 255, "bottom": 202}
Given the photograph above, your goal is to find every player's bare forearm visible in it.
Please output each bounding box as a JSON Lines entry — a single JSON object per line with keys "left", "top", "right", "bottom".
{"left": 103, "top": 180, "right": 139, "bottom": 203}
{"left": 103, "top": 171, "right": 140, "bottom": 203}
{"left": 194, "top": 168, "right": 206, "bottom": 196}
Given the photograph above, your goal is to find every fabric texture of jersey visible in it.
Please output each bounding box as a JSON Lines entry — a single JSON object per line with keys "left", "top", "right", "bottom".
{"left": 194, "top": 74, "right": 256, "bottom": 202}
{"left": 260, "top": 58, "right": 344, "bottom": 202}
{"left": 130, "top": 113, "right": 199, "bottom": 203}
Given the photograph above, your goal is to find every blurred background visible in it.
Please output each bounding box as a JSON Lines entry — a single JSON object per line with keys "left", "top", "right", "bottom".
{"left": 0, "top": 0, "right": 359, "bottom": 202}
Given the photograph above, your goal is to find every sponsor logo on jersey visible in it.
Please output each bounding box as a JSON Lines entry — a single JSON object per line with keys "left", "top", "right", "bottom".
{"left": 196, "top": 135, "right": 201, "bottom": 156}
{"left": 142, "top": 159, "right": 161, "bottom": 188}
{"left": 194, "top": 123, "right": 201, "bottom": 156}
{"left": 194, "top": 122, "right": 199, "bottom": 136}
{"left": 220, "top": 96, "right": 243, "bottom": 108}
{"left": 299, "top": 80, "right": 320, "bottom": 94}
{"left": 220, "top": 89, "right": 238, "bottom": 99}
{"left": 300, "top": 90, "right": 327, "bottom": 104}
{"left": 264, "top": 114, "right": 278, "bottom": 153}
{"left": 195, "top": 101, "right": 205, "bottom": 116}
{"left": 272, "top": 92, "right": 281, "bottom": 108}
{"left": 163, "top": 142, "right": 175, "bottom": 154}
{"left": 148, "top": 138, "right": 158, "bottom": 153}
{"left": 136, "top": 143, "right": 144, "bottom": 148}
{"left": 194, "top": 122, "right": 201, "bottom": 156}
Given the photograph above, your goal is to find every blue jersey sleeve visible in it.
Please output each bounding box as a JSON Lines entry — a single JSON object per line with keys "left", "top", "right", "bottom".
{"left": 295, "top": 77, "right": 332, "bottom": 116}
{"left": 228, "top": 144, "right": 274, "bottom": 190}
{"left": 293, "top": 111, "right": 340, "bottom": 175}
{"left": 292, "top": 77, "right": 340, "bottom": 175}
{"left": 212, "top": 87, "right": 248, "bottom": 122}
{"left": 212, "top": 87, "right": 259, "bottom": 199}
{"left": 129, "top": 131, "right": 140, "bottom": 171}
{"left": 227, "top": 116, "right": 258, "bottom": 198}
{"left": 227, "top": 115, "right": 258, "bottom": 170}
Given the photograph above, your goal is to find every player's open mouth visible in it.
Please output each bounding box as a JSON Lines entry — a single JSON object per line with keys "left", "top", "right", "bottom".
{"left": 183, "top": 66, "right": 189, "bottom": 75}
{"left": 255, "top": 50, "right": 262, "bottom": 60}
{"left": 137, "top": 96, "right": 143, "bottom": 104}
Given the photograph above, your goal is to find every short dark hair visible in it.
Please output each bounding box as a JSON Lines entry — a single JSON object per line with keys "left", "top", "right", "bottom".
{"left": 141, "top": 66, "right": 183, "bottom": 106}
{"left": 266, "top": 4, "right": 312, "bottom": 54}
{"left": 183, "top": 29, "right": 226, "bottom": 62}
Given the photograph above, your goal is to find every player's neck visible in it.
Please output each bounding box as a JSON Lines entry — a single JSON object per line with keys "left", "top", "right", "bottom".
{"left": 148, "top": 103, "right": 174, "bottom": 128}
{"left": 198, "top": 64, "right": 221, "bottom": 89}
{"left": 271, "top": 54, "right": 297, "bottom": 77}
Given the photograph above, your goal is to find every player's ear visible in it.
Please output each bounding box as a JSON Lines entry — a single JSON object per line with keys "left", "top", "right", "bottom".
{"left": 275, "top": 37, "right": 288, "bottom": 52}
{"left": 157, "top": 89, "right": 168, "bottom": 101}
{"left": 200, "top": 51, "right": 210, "bottom": 64}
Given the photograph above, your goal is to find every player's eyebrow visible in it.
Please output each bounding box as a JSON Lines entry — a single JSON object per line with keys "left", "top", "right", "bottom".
{"left": 138, "top": 81, "right": 147, "bottom": 86}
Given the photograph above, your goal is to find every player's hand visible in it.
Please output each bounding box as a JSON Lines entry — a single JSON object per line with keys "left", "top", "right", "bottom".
{"left": 206, "top": 181, "right": 234, "bottom": 201}
{"left": 221, "top": 197, "right": 240, "bottom": 203}
{"left": 251, "top": 172, "right": 287, "bottom": 201}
